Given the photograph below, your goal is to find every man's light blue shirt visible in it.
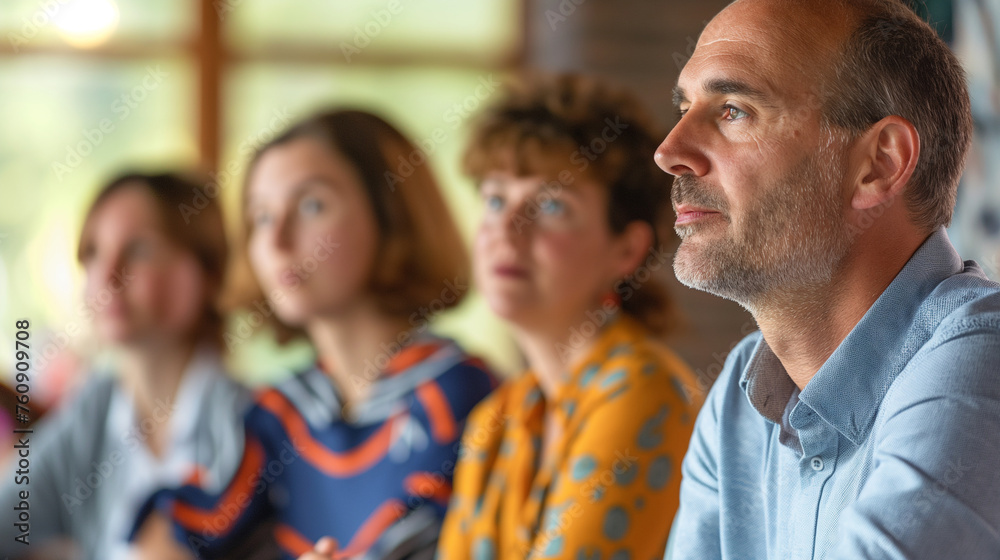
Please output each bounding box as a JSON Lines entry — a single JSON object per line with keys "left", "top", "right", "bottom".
{"left": 672, "top": 228, "right": 1000, "bottom": 559}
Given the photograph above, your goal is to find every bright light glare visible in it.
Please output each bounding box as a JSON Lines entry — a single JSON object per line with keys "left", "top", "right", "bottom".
{"left": 55, "top": 0, "right": 120, "bottom": 49}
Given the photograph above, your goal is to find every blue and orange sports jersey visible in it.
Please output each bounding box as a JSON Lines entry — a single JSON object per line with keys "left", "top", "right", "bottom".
{"left": 130, "top": 335, "right": 496, "bottom": 559}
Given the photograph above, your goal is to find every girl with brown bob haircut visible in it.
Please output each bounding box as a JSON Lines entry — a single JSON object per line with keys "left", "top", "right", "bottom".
{"left": 230, "top": 110, "right": 473, "bottom": 344}
{"left": 131, "top": 110, "right": 495, "bottom": 560}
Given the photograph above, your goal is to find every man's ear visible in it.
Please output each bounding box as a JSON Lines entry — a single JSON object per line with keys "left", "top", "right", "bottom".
{"left": 613, "top": 221, "right": 654, "bottom": 282}
{"left": 848, "top": 115, "right": 920, "bottom": 212}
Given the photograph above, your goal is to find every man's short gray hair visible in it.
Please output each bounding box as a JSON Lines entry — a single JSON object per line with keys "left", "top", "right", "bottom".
{"left": 822, "top": 0, "right": 972, "bottom": 232}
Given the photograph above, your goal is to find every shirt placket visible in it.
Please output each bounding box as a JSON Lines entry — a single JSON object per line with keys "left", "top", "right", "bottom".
{"left": 515, "top": 372, "right": 583, "bottom": 559}
{"left": 511, "top": 388, "right": 548, "bottom": 558}
{"left": 789, "top": 403, "right": 839, "bottom": 560}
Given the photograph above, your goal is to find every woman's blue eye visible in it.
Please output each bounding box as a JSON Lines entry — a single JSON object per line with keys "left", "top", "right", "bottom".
{"left": 539, "top": 198, "right": 566, "bottom": 215}
{"left": 485, "top": 195, "right": 503, "bottom": 212}
{"left": 300, "top": 197, "right": 323, "bottom": 215}
{"left": 724, "top": 105, "right": 748, "bottom": 121}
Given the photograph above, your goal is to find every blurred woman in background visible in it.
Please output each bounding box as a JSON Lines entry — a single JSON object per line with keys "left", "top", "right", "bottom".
{"left": 0, "top": 172, "right": 250, "bottom": 560}
{"left": 132, "top": 109, "right": 496, "bottom": 560}
{"left": 434, "top": 74, "right": 704, "bottom": 560}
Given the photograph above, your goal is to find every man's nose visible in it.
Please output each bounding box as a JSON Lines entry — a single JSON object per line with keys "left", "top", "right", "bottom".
{"left": 654, "top": 115, "right": 711, "bottom": 178}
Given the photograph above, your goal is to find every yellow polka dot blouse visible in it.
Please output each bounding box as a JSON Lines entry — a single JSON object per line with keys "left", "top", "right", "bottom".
{"left": 438, "top": 315, "right": 703, "bottom": 560}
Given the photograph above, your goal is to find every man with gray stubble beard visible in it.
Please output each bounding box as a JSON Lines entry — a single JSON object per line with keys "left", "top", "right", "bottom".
{"left": 656, "top": 0, "right": 1000, "bottom": 558}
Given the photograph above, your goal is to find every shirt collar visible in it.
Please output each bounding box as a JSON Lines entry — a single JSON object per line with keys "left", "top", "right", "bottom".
{"left": 553, "top": 314, "right": 655, "bottom": 414}
{"left": 106, "top": 343, "right": 224, "bottom": 453}
{"left": 298, "top": 333, "right": 465, "bottom": 427}
{"left": 740, "top": 227, "right": 965, "bottom": 445}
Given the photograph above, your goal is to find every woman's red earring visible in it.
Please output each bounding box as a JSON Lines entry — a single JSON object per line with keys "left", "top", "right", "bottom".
{"left": 600, "top": 291, "right": 621, "bottom": 308}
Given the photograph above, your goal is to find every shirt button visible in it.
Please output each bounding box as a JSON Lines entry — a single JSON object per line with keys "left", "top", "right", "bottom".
{"left": 811, "top": 457, "right": 824, "bottom": 471}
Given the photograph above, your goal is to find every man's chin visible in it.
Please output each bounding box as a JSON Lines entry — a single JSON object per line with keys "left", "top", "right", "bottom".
{"left": 672, "top": 244, "right": 716, "bottom": 289}
{"left": 674, "top": 233, "right": 723, "bottom": 262}
{"left": 672, "top": 244, "right": 755, "bottom": 305}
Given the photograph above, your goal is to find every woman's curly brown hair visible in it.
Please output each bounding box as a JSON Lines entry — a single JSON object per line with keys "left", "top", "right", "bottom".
{"left": 464, "top": 73, "right": 679, "bottom": 335}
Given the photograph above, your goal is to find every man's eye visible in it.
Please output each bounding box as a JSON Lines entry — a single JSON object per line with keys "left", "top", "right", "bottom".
{"left": 724, "top": 105, "right": 748, "bottom": 120}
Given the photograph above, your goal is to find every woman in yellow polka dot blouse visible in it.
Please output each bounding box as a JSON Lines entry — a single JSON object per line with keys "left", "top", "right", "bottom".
{"left": 436, "top": 74, "right": 705, "bottom": 560}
